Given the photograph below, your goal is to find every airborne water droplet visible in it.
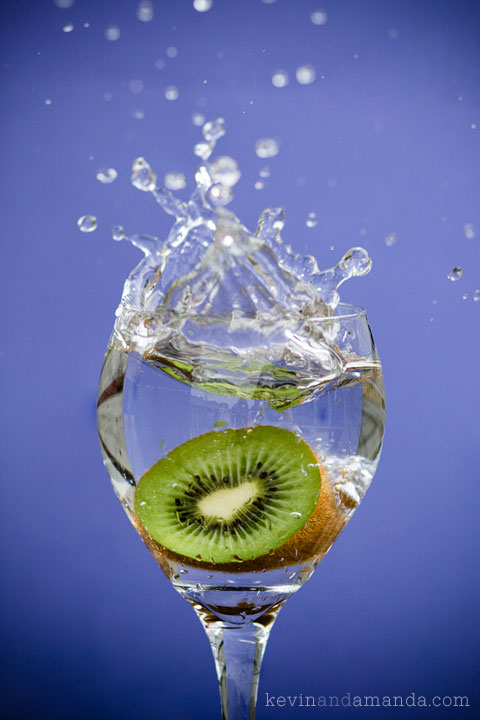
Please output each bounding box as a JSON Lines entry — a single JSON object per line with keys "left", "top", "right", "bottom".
{"left": 209, "top": 156, "right": 241, "bottom": 187}
{"left": 296, "top": 65, "right": 316, "bottom": 85}
{"left": 164, "top": 172, "right": 186, "bottom": 190}
{"left": 207, "top": 183, "right": 234, "bottom": 206}
{"left": 473, "top": 290, "right": 480, "bottom": 302}
{"left": 447, "top": 267, "right": 462, "bottom": 281}
{"left": 193, "top": 0, "right": 213, "bottom": 11}
{"left": 137, "top": 0, "right": 154, "bottom": 22}
{"left": 310, "top": 9, "right": 328, "bottom": 25}
{"left": 272, "top": 70, "right": 289, "bottom": 88}
{"left": 155, "top": 59, "right": 165, "bottom": 69}
{"left": 202, "top": 117, "right": 226, "bottom": 142}
{"left": 62, "top": 23, "right": 74, "bottom": 33}
{"left": 112, "top": 225, "right": 125, "bottom": 241}
{"left": 132, "top": 109, "right": 144, "bottom": 119}
{"left": 166, "top": 46, "right": 178, "bottom": 58}
{"left": 131, "top": 157, "right": 156, "bottom": 191}
{"left": 96, "top": 167, "right": 118, "bottom": 184}
{"left": 44, "top": 98, "right": 52, "bottom": 105}
{"left": 54, "top": 0, "right": 75, "bottom": 7}
{"left": 306, "top": 212, "right": 317, "bottom": 228}
{"left": 259, "top": 166, "right": 270, "bottom": 178}
{"left": 254, "top": 181, "right": 265, "bottom": 190}
{"left": 191, "top": 112, "right": 205, "bottom": 126}
{"left": 105, "top": 25, "right": 121, "bottom": 41}
{"left": 77, "top": 215, "right": 97, "bottom": 233}
{"left": 463, "top": 222, "right": 475, "bottom": 239}
{"left": 255, "top": 138, "right": 279, "bottom": 158}
{"left": 194, "top": 142, "right": 213, "bottom": 160}
{"left": 384, "top": 231, "right": 397, "bottom": 247}
{"left": 129, "top": 79, "right": 144, "bottom": 94}
{"left": 165, "top": 86, "right": 179, "bottom": 101}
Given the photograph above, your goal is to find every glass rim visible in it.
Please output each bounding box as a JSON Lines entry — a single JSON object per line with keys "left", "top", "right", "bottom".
{"left": 159, "top": 302, "right": 368, "bottom": 323}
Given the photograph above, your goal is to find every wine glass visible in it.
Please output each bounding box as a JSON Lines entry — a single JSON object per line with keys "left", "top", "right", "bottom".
{"left": 97, "top": 303, "right": 385, "bottom": 719}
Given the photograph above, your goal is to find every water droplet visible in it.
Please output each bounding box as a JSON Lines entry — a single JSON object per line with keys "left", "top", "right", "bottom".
{"left": 447, "top": 267, "right": 463, "bottom": 281}
{"left": 155, "top": 58, "right": 165, "bottom": 69}
{"left": 83, "top": 22, "right": 90, "bottom": 28}
{"left": 131, "top": 157, "right": 156, "bottom": 191}
{"left": 207, "top": 183, "right": 234, "bottom": 206}
{"left": 272, "top": 70, "right": 289, "bottom": 88}
{"left": 462, "top": 293, "right": 468, "bottom": 300}
{"left": 103, "top": 91, "right": 112, "bottom": 102}
{"left": 62, "top": 23, "right": 74, "bottom": 33}
{"left": 129, "top": 78, "right": 143, "bottom": 94}
{"left": 132, "top": 109, "right": 144, "bottom": 119}
{"left": 254, "top": 180, "right": 265, "bottom": 190}
{"left": 137, "top": 0, "right": 154, "bottom": 22}
{"left": 310, "top": 9, "right": 328, "bottom": 25}
{"left": 165, "top": 86, "right": 179, "bottom": 101}
{"left": 353, "top": 53, "right": 359, "bottom": 59}
{"left": 259, "top": 166, "right": 270, "bottom": 178}
{"left": 54, "top": 0, "right": 74, "bottom": 7}
{"left": 296, "top": 65, "right": 316, "bottom": 85}
{"left": 112, "top": 225, "right": 125, "bottom": 241}
{"left": 166, "top": 46, "right": 178, "bottom": 58}
{"left": 289, "top": 511, "right": 302, "bottom": 518}
{"left": 464, "top": 222, "right": 475, "bottom": 239}
{"left": 327, "top": 178, "right": 337, "bottom": 188}
{"left": 96, "top": 167, "right": 118, "bottom": 184}
{"left": 384, "top": 231, "right": 397, "bottom": 247}
{"left": 262, "top": 0, "right": 277, "bottom": 4}
{"left": 44, "top": 98, "right": 52, "bottom": 105}
{"left": 306, "top": 212, "right": 317, "bottom": 228}
{"left": 193, "top": 0, "right": 213, "bottom": 12}
{"left": 209, "top": 156, "right": 241, "bottom": 187}
{"left": 388, "top": 28, "right": 399, "bottom": 39}
{"left": 473, "top": 290, "right": 480, "bottom": 302}
{"left": 192, "top": 112, "right": 205, "bottom": 126}
{"left": 202, "top": 117, "right": 226, "bottom": 142}
{"left": 164, "top": 172, "right": 186, "bottom": 190}
{"left": 471, "top": 123, "right": 477, "bottom": 130}
{"left": 105, "top": 25, "right": 120, "bottom": 41}
{"left": 194, "top": 142, "right": 212, "bottom": 160}
{"left": 255, "top": 138, "right": 279, "bottom": 158}
{"left": 77, "top": 215, "right": 97, "bottom": 233}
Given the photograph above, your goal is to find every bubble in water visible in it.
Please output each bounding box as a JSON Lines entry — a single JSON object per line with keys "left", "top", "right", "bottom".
{"left": 296, "top": 65, "right": 316, "bottom": 85}
{"left": 447, "top": 267, "right": 463, "bottom": 281}
{"left": 255, "top": 138, "right": 279, "bottom": 158}
{"left": 254, "top": 180, "right": 265, "bottom": 190}
{"left": 202, "top": 117, "right": 226, "bottom": 142}
{"left": 463, "top": 222, "right": 475, "bottom": 239}
{"left": 272, "top": 70, "right": 289, "bottom": 88}
{"left": 259, "top": 166, "right": 270, "bottom": 178}
{"left": 384, "top": 231, "right": 397, "bottom": 247}
{"left": 132, "top": 109, "right": 145, "bottom": 119}
{"left": 191, "top": 112, "right": 205, "bottom": 126}
{"left": 44, "top": 98, "right": 52, "bottom": 105}
{"left": 473, "top": 290, "right": 480, "bottom": 302}
{"left": 165, "top": 86, "right": 179, "bottom": 101}
{"left": 137, "top": 0, "right": 154, "bottom": 22}
{"left": 209, "top": 156, "right": 241, "bottom": 187}
{"left": 193, "top": 0, "right": 213, "bottom": 11}
{"left": 112, "top": 225, "right": 125, "bottom": 241}
{"left": 105, "top": 25, "right": 121, "bottom": 41}
{"left": 54, "top": 0, "right": 75, "bottom": 7}
{"left": 131, "top": 157, "right": 157, "bottom": 191}
{"left": 77, "top": 215, "right": 97, "bottom": 232}
{"left": 194, "top": 142, "right": 213, "bottom": 160}
{"left": 96, "top": 168, "right": 118, "bottom": 184}
{"left": 62, "top": 23, "right": 74, "bottom": 32}
{"left": 310, "top": 9, "right": 328, "bottom": 25}
{"left": 129, "top": 79, "right": 144, "bottom": 94}
{"left": 306, "top": 212, "right": 318, "bottom": 228}
{"left": 207, "top": 183, "right": 233, "bottom": 206}
{"left": 166, "top": 46, "right": 178, "bottom": 58}
{"left": 164, "top": 172, "right": 186, "bottom": 190}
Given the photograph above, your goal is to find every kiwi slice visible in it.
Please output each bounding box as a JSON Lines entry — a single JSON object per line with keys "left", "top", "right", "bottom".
{"left": 135, "top": 426, "right": 321, "bottom": 564}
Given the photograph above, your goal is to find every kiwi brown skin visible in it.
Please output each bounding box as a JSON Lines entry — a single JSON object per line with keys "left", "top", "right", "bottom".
{"left": 133, "top": 459, "right": 345, "bottom": 575}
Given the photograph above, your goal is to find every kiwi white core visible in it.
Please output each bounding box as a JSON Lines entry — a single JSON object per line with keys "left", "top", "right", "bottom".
{"left": 197, "top": 479, "right": 259, "bottom": 522}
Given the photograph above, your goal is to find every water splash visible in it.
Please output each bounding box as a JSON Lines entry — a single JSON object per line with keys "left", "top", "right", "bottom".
{"left": 110, "top": 118, "right": 372, "bottom": 395}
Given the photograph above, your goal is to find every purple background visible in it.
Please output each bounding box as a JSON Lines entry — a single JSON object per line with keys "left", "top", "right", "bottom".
{"left": 1, "top": 0, "right": 479, "bottom": 718}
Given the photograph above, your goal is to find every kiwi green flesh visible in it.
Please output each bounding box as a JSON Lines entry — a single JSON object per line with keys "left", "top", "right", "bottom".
{"left": 135, "top": 426, "right": 322, "bottom": 564}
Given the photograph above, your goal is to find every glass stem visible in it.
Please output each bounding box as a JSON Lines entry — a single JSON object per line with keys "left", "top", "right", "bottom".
{"left": 201, "top": 612, "right": 279, "bottom": 720}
